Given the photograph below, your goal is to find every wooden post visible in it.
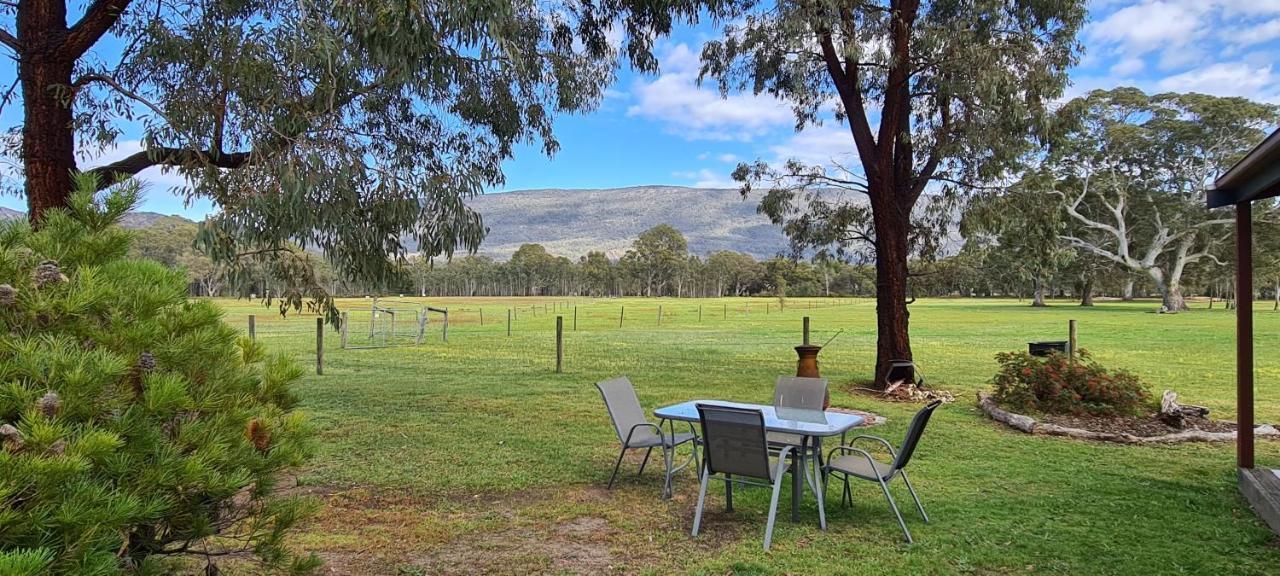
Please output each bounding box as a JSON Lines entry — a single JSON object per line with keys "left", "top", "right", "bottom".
{"left": 619, "top": 306, "right": 625, "bottom": 328}
{"left": 507, "top": 309, "right": 512, "bottom": 336}
{"left": 340, "top": 312, "right": 349, "bottom": 349}
{"left": 803, "top": 316, "right": 810, "bottom": 346}
{"left": 1068, "top": 319, "right": 1078, "bottom": 364}
{"left": 315, "top": 318, "right": 324, "bottom": 375}
{"left": 658, "top": 305, "right": 663, "bottom": 326}
{"left": 555, "top": 316, "right": 564, "bottom": 373}
{"left": 479, "top": 308, "right": 484, "bottom": 326}
{"left": 723, "top": 303, "right": 727, "bottom": 319}
{"left": 442, "top": 308, "right": 449, "bottom": 342}
{"left": 1238, "top": 201, "right": 1255, "bottom": 470}
{"left": 699, "top": 305, "right": 702, "bottom": 323}
{"left": 248, "top": 315, "right": 256, "bottom": 340}
{"left": 573, "top": 306, "right": 578, "bottom": 331}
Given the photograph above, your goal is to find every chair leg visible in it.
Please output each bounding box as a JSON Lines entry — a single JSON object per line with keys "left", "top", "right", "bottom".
{"left": 842, "top": 477, "right": 851, "bottom": 509}
{"left": 900, "top": 471, "right": 928, "bottom": 523}
{"left": 607, "top": 446, "right": 628, "bottom": 489}
{"left": 637, "top": 447, "right": 653, "bottom": 476}
{"left": 810, "top": 454, "right": 826, "bottom": 531}
{"left": 725, "top": 474, "right": 734, "bottom": 512}
{"left": 764, "top": 462, "right": 790, "bottom": 550}
{"left": 878, "top": 477, "right": 913, "bottom": 544}
{"left": 692, "top": 466, "right": 710, "bottom": 537}
{"left": 661, "top": 444, "right": 674, "bottom": 500}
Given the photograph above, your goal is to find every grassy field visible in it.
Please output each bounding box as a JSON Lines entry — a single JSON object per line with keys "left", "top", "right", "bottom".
{"left": 216, "top": 296, "right": 1280, "bottom": 575}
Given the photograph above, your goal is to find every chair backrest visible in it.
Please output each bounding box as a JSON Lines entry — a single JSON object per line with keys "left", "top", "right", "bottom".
{"left": 696, "top": 404, "right": 773, "bottom": 480}
{"left": 773, "top": 376, "right": 828, "bottom": 410}
{"left": 595, "top": 376, "right": 648, "bottom": 443}
{"left": 892, "top": 400, "right": 942, "bottom": 471}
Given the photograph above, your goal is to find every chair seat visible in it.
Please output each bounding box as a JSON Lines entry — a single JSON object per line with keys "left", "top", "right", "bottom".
{"left": 828, "top": 453, "right": 897, "bottom": 481}
{"left": 627, "top": 430, "right": 697, "bottom": 449}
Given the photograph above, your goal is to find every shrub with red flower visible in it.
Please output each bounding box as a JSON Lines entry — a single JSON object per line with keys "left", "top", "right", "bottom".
{"left": 990, "top": 349, "right": 1152, "bottom": 417}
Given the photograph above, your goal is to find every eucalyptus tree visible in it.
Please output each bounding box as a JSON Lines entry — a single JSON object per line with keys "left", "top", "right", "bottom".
{"left": 628, "top": 224, "right": 687, "bottom": 296}
{"left": 1050, "top": 88, "right": 1278, "bottom": 312}
{"left": 6, "top": 0, "right": 697, "bottom": 319}
{"left": 962, "top": 172, "right": 1073, "bottom": 307}
{"left": 700, "top": 0, "right": 1085, "bottom": 383}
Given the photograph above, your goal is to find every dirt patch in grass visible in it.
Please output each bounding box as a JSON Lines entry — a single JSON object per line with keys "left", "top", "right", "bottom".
{"left": 1038, "top": 413, "right": 1236, "bottom": 437}
{"left": 294, "top": 484, "right": 746, "bottom": 575}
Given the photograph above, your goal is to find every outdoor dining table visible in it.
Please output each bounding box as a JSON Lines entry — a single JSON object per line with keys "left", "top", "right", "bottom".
{"left": 653, "top": 400, "right": 865, "bottom": 522}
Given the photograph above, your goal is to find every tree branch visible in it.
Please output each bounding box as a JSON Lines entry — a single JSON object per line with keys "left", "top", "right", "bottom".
{"left": 64, "top": 0, "right": 134, "bottom": 59}
{"left": 0, "top": 28, "right": 19, "bottom": 52}
{"left": 85, "top": 147, "right": 253, "bottom": 188}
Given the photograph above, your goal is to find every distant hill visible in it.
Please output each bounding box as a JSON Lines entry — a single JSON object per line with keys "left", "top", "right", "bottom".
{"left": 0, "top": 186, "right": 798, "bottom": 259}
{"left": 466, "top": 186, "right": 791, "bottom": 259}
{"left": 0, "top": 207, "right": 175, "bottom": 229}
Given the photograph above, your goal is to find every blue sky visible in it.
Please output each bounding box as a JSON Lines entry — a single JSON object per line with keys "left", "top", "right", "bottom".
{"left": 7, "top": 0, "right": 1280, "bottom": 218}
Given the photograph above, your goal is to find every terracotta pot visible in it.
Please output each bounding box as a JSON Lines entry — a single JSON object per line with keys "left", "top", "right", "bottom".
{"left": 794, "top": 344, "right": 829, "bottom": 409}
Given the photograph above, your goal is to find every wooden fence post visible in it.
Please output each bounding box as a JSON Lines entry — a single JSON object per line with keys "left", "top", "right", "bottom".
{"left": 442, "top": 308, "right": 449, "bottom": 342}
{"left": 658, "top": 305, "right": 663, "bottom": 326}
{"left": 248, "top": 315, "right": 256, "bottom": 340}
{"left": 316, "top": 318, "right": 324, "bottom": 375}
{"left": 619, "top": 306, "right": 625, "bottom": 328}
{"left": 573, "top": 306, "right": 578, "bottom": 331}
{"left": 340, "top": 312, "right": 349, "bottom": 349}
{"left": 699, "top": 305, "right": 702, "bottom": 322}
{"left": 480, "top": 308, "right": 484, "bottom": 326}
{"left": 803, "top": 316, "right": 810, "bottom": 346}
{"left": 723, "top": 303, "right": 727, "bottom": 319}
{"left": 507, "top": 309, "right": 512, "bottom": 336}
{"left": 555, "top": 316, "right": 564, "bottom": 373}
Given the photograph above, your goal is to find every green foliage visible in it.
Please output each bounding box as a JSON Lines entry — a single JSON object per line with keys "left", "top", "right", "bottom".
{"left": 0, "top": 180, "right": 316, "bottom": 575}
{"left": 990, "top": 350, "right": 1152, "bottom": 417}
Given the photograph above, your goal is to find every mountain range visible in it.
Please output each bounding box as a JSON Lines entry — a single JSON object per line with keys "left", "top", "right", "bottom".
{"left": 0, "top": 186, "right": 795, "bottom": 259}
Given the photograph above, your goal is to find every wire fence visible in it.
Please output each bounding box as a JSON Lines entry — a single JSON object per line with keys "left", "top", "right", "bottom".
{"left": 230, "top": 297, "right": 922, "bottom": 377}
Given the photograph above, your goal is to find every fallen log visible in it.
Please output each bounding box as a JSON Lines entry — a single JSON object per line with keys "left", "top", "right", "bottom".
{"left": 976, "top": 392, "right": 1280, "bottom": 444}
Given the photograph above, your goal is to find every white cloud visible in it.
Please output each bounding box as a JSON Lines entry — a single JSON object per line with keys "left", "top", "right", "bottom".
{"left": 1109, "top": 57, "right": 1145, "bottom": 76}
{"left": 672, "top": 168, "right": 738, "bottom": 189}
{"left": 1232, "top": 19, "right": 1280, "bottom": 46}
{"left": 627, "top": 43, "right": 794, "bottom": 141}
{"left": 1156, "top": 62, "right": 1280, "bottom": 101}
{"left": 716, "top": 153, "right": 739, "bottom": 163}
{"left": 768, "top": 123, "right": 857, "bottom": 168}
{"left": 1088, "top": 2, "right": 1204, "bottom": 56}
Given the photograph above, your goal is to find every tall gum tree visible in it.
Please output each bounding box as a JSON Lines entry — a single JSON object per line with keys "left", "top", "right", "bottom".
{"left": 1049, "top": 88, "right": 1278, "bottom": 312}
{"left": 4, "top": 0, "right": 698, "bottom": 318}
{"left": 699, "top": 0, "right": 1085, "bottom": 385}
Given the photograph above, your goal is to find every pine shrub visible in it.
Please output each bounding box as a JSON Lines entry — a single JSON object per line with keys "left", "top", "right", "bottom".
{"left": 990, "top": 349, "right": 1153, "bottom": 417}
{"left": 0, "top": 178, "right": 317, "bottom": 575}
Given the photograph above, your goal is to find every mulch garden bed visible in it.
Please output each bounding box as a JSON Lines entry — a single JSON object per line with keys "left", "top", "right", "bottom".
{"left": 1038, "top": 412, "right": 1237, "bottom": 437}
{"left": 977, "top": 391, "right": 1279, "bottom": 444}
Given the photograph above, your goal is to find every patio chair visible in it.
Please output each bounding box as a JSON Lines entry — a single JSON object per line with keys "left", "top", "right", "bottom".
{"left": 692, "top": 404, "right": 823, "bottom": 551}
{"left": 596, "top": 376, "right": 698, "bottom": 499}
{"left": 768, "top": 376, "right": 828, "bottom": 483}
{"left": 822, "top": 399, "right": 941, "bottom": 543}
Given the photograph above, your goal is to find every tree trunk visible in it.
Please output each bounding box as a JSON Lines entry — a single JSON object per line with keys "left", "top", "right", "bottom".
{"left": 1121, "top": 278, "right": 1135, "bottom": 301}
{"left": 871, "top": 201, "right": 912, "bottom": 389}
{"left": 1080, "top": 277, "right": 1094, "bottom": 306}
{"left": 1031, "top": 278, "right": 1047, "bottom": 307}
{"left": 20, "top": 1, "right": 78, "bottom": 224}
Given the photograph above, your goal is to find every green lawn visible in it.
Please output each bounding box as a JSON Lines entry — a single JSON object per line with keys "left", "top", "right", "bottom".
{"left": 217, "top": 296, "right": 1280, "bottom": 575}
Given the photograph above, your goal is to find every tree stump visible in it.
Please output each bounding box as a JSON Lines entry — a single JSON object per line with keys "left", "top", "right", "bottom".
{"left": 1159, "top": 390, "right": 1209, "bottom": 429}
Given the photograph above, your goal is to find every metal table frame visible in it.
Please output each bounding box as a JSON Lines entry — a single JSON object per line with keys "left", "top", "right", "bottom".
{"left": 654, "top": 400, "right": 865, "bottom": 521}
